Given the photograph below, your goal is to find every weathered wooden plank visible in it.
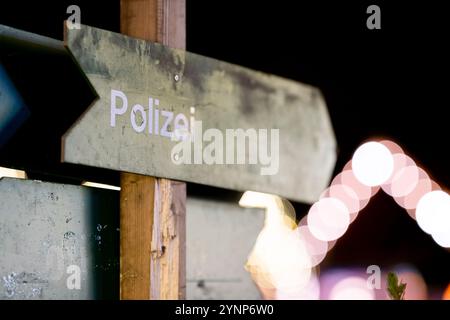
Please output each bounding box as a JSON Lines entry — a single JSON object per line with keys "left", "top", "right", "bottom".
{"left": 119, "top": 173, "right": 155, "bottom": 299}
{"left": 0, "top": 178, "right": 119, "bottom": 299}
{"left": 120, "top": 0, "right": 185, "bottom": 49}
{"left": 119, "top": 0, "right": 186, "bottom": 300}
{"left": 150, "top": 179, "right": 186, "bottom": 299}
{"left": 62, "top": 24, "right": 336, "bottom": 204}
{"left": 120, "top": 0, "right": 159, "bottom": 42}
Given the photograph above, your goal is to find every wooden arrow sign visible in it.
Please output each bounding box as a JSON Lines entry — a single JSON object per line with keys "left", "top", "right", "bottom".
{"left": 62, "top": 25, "right": 336, "bottom": 203}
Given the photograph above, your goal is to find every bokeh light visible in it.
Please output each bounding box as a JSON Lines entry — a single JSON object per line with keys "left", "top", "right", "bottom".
{"left": 337, "top": 168, "right": 378, "bottom": 211}
{"left": 321, "top": 184, "right": 360, "bottom": 223}
{"left": 443, "top": 284, "right": 450, "bottom": 300}
{"left": 242, "top": 139, "right": 449, "bottom": 300}
{"left": 352, "top": 142, "right": 394, "bottom": 187}
{"left": 396, "top": 171, "right": 432, "bottom": 212}
{"left": 276, "top": 270, "right": 320, "bottom": 300}
{"left": 329, "top": 276, "right": 375, "bottom": 300}
{"left": 416, "top": 190, "right": 450, "bottom": 235}
{"left": 395, "top": 266, "right": 428, "bottom": 300}
{"left": 379, "top": 140, "right": 404, "bottom": 155}
{"left": 390, "top": 165, "right": 420, "bottom": 198}
{"left": 296, "top": 225, "right": 328, "bottom": 267}
{"left": 307, "top": 197, "right": 350, "bottom": 241}
{"left": 431, "top": 231, "right": 450, "bottom": 248}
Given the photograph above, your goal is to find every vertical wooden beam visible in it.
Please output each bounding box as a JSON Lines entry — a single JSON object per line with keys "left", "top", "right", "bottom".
{"left": 120, "top": 0, "right": 185, "bottom": 49}
{"left": 120, "top": 173, "right": 155, "bottom": 299}
{"left": 119, "top": 0, "right": 186, "bottom": 300}
{"left": 150, "top": 179, "right": 186, "bottom": 299}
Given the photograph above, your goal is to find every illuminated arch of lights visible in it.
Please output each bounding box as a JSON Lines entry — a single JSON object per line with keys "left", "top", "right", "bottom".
{"left": 240, "top": 140, "right": 450, "bottom": 299}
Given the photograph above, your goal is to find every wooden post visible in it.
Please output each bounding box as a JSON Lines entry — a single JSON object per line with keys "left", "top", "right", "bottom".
{"left": 119, "top": 0, "right": 186, "bottom": 300}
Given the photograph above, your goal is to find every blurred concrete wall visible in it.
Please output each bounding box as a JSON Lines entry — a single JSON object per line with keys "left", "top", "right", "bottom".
{"left": 0, "top": 178, "right": 119, "bottom": 299}
{"left": 186, "top": 197, "right": 264, "bottom": 299}
{"left": 0, "top": 177, "right": 264, "bottom": 299}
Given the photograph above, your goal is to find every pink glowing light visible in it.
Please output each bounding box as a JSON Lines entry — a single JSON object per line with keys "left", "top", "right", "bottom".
{"left": 297, "top": 225, "right": 328, "bottom": 267}
{"left": 337, "top": 169, "right": 378, "bottom": 211}
{"left": 307, "top": 197, "right": 350, "bottom": 242}
{"left": 329, "top": 277, "right": 375, "bottom": 300}
{"left": 396, "top": 269, "right": 428, "bottom": 300}
{"left": 396, "top": 170, "right": 432, "bottom": 210}
{"left": 381, "top": 154, "right": 415, "bottom": 196}
{"left": 321, "top": 184, "right": 361, "bottom": 223}
{"left": 379, "top": 140, "right": 404, "bottom": 155}
{"left": 390, "top": 165, "right": 420, "bottom": 198}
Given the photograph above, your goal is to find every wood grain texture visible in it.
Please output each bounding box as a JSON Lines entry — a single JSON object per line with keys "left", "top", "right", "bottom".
{"left": 120, "top": 0, "right": 186, "bottom": 300}
{"left": 120, "top": 0, "right": 185, "bottom": 48}
{"left": 120, "top": 173, "right": 155, "bottom": 299}
{"left": 120, "top": 0, "right": 158, "bottom": 42}
{"left": 150, "top": 179, "right": 186, "bottom": 299}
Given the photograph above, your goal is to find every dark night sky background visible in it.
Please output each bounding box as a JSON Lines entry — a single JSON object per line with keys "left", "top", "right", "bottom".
{"left": 0, "top": 1, "right": 449, "bottom": 291}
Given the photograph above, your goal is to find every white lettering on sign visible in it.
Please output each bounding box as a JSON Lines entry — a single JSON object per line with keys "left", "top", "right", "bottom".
{"left": 110, "top": 89, "right": 128, "bottom": 127}
{"left": 110, "top": 89, "right": 280, "bottom": 175}
{"left": 110, "top": 89, "right": 193, "bottom": 141}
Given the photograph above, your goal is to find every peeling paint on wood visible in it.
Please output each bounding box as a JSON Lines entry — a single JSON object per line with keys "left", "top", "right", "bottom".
{"left": 150, "top": 179, "right": 186, "bottom": 299}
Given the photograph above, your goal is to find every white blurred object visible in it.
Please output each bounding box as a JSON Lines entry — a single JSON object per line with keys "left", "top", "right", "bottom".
{"left": 81, "top": 181, "right": 120, "bottom": 191}
{"left": 0, "top": 166, "right": 26, "bottom": 179}
{"left": 329, "top": 277, "right": 375, "bottom": 300}
{"left": 276, "top": 270, "right": 320, "bottom": 300}
{"left": 307, "top": 197, "right": 350, "bottom": 241}
{"left": 416, "top": 191, "right": 450, "bottom": 235}
{"left": 239, "top": 191, "right": 275, "bottom": 209}
{"left": 242, "top": 192, "right": 313, "bottom": 298}
{"left": 352, "top": 142, "right": 394, "bottom": 187}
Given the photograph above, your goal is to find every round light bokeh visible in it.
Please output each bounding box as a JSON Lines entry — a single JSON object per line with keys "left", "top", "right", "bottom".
{"left": 329, "top": 276, "right": 375, "bottom": 300}
{"left": 431, "top": 230, "right": 450, "bottom": 248}
{"left": 396, "top": 169, "right": 432, "bottom": 211}
{"left": 416, "top": 190, "right": 450, "bottom": 235}
{"left": 352, "top": 142, "right": 394, "bottom": 187}
{"left": 243, "top": 139, "right": 449, "bottom": 299}
{"left": 379, "top": 140, "right": 404, "bottom": 155}
{"left": 335, "top": 169, "right": 376, "bottom": 211}
{"left": 296, "top": 225, "right": 328, "bottom": 267}
{"left": 307, "top": 197, "right": 350, "bottom": 242}
{"left": 276, "top": 270, "right": 320, "bottom": 300}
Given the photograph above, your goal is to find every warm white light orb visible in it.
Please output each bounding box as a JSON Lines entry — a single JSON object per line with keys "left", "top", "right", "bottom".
{"left": 431, "top": 230, "right": 450, "bottom": 248}
{"left": 246, "top": 228, "right": 312, "bottom": 290}
{"left": 239, "top": 191, "right": 275, "bottom": 209}
{"left": 352, "top": 142, "right": 394, "bottom": 187}
{"left": 416, "top": 191, "right": 450, "bottom": 235}
{"left": 0, "top": 167, "right": 26, "bottom": 179}
{"left": 432, "top": 230, "right": 450, "bottom": 248}
{"left": 276, "top": 271, "right": 320, "bottom": 300}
